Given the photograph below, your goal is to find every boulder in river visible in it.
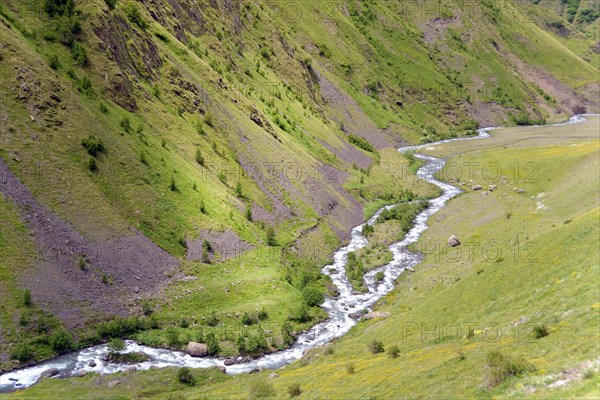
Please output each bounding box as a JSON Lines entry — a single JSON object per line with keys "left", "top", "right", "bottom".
{"left": 88, "top": 360, "right": 97, "bottom": 367}
{"left": 41, "top": 368, "right": 59, "bottom": 378}
{"left": 448, "top": 235, "right": 461, "bottom": 247}
{"left": 187, "top": 342, "right": 208, "bottom": 357}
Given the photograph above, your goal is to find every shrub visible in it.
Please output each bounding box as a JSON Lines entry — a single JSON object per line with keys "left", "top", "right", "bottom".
{"left": 281, "top": 322, "right": 295, "bottom": 345}
{"left": 288, "top": 383, "right": 302, "bottom": 397}
{"left": 108, "top": 337, "right": 125, "bottom": 352}
{"left": 99, "top": 102, "right": 108, "bottom": 114}
{"left": 199, "top": 199, "right": 206, "bottom": 214}
{"left": 104, "top": 0, "right": 117, "bottom": 10}
{"left": 195, "top": 148, "right": 204, "bottom": 165}
{"left": 348, "top": 134, "right": 375, "bottom": 153}
{"left": 141, "top": 300, "right": 153, "bottom": 316}
{"left": 387, "top": 345, "right": 399, "bottom": 358}
{"left": 120, "top": 117, "right": 131, "bottom": 132}
{"left": 266, "top": 226, "right": 277, "bottom": 246}
{"left": 10, "top": 344, "right": 34, "bottom": 362}
{"left": 235, "top": 182, "right": 243, "bottom": 197}
{"left": 123, "top": 3, "right": 147, "bottom": 28}
{"left": 533, "top": 323, "right": 548, "bottom": 339}
{"left": 375, "top": 271, "right": 385, "bottom": 283}
{"left": 302, "top": 286, "right": 323, "bottom": 307}
{"left": 48, "top": 54, "right": 60, "bottom": 69}
{"left": 81, "top": 135, "right": 104, "bottom": 156}
{"left": 368, "top": 339, "right": 384, "bottom": 354}
{"left": 170, "top": 176, "right": 177, "bottom": 192}
{"left": 80, "top": 75, "right": 92, "bottom": 94}
{"left": 485, "top": 350, "right": 535, "bottom": 387}
{"left": 257, "top": 308, "right": 268, "bottom": 321}
{"left": 49, "top": 329, "right": 74, "bottom": 352}
{"left": 23, "top": 288, "right": 32, "bottom": 306}
{"left": 44, "top": 0, "right": 74, "bottom": 17}
{"left": 72, "top": 41, "right": 88, "bottom": 66}
{"left": 206, "top": 310, "right": 219, "bottom": 326}
{"left": 101, "top": 273, "right": 109, "bottom": 284}
{"left": 78, "top": 256, "right": 86, "bottom": 270}
{"left": 87, "top": 157, "right": 97, "bottom": 171}
{"left": 248, "top": 380, "right": 275, "bottom": 400}
{"left": 362, "top": 224, "right": 374, "bottom": 236}
{"left": 166, "top": 329, "right": 181, "bottom": 348}
{"left": 177, "top": 367, "right": 196, "bottom": 386}
{"left": 205, "top": 332, "right": 220, "bottom": 355}
{"left": 346, "top": 363, "right": 355, "bottom": 374}
{"left": 204, "top": 113, "right": 214, "bottom": 126}
{"left": 288, "top": 304, "right": 310, "bottom": 323}
{"left": 245, "top": 204, "right": 253, "bottom": 221}
{"left": 242, "top": 312, "right": 254, "bottom": 326}
{"left": 179, "top": 318, "right": 189, "bottom": 328}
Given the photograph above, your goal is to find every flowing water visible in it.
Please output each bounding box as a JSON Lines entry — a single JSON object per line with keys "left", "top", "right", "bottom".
{"left": 0, "top": 115, "right": 591, "bottom": 392}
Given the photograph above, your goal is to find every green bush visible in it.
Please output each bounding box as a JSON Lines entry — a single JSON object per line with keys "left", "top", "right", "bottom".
{"left": 123, "top": 3, "right": 147, "bottom": 28}
{"left": 141, "top": 300, "right": 153, "bottom": 316}
{"left": 48, "top": 54, "right": 60, "bottom": 69}
{"left": 368, "top": 339, "right": 384, "bottom": 354}
{"left": 485, "top": 350, "right": 535, "bottom": 387}
{"left": 387, "top": 345, "right": 399, "bottom": 358}
{"left": 44, "top": 0, "right": 74, "bottom": 17}
{"left": 104, "top": 0, "right": 117, "bottom": 10}
{"left": 177, "top": 367, "right": 196, "bottom": 386}
{"left": 23, "top": 288, "right": 32, "bottom": 306}
{"left": 72, "top": 41, "right": 88, "bottom": 66}
{"left": 86, "top": 157, "right": 97, "bottom": 171}
{"left": 166, "top": 329, "right": 181, "bottom": 348}
{"left": 10, "top": 344, "right": 35, "bottom": 362}
{"left": 288, "top": 304, "right": 311, "bottom": 323}
{"left": 206, "top": 310, "right": 219, "bottom": 326}
{"left": 348, "top": 134, "right": 375, "bottom": 153}
{"left": 49, "top": 329, "right": 74, "bottom": 352}
{"left": 533, "top": 323, "right": 549, "bottom": 339}
{"left": 78, "top": 256, "right": 86, "bottom": 270}
{"left": 288, "top": 383, "right": 302, "bottom": 397}
{"left": 245, "top": 204, "right": 253, "bottom": 221}
{"left": 346, "top": 363, "right": 355, "bottom": 374}
{"left": 362, "top": 224, "right": 374, "bottom": 236}
{"left": 179, "top": 318, "right": 189, "bottom": 328}
{"left": 242, "top": 312, "right": 255, "bottom": 326}
{"left": 170, "top": 176, "right": 177, "bottom": 192}
{"left": 266, "top": 226, "right": 277, "bottom": 246}
{"left": 205, "top": 332, "right": 220, "bottom": 355}
{"left": 120, "top": 117, "right": 131, "bottom": 132}
{"left": 108, "top": 337, "right": 125, "bottom": 352}
{"left": 81, "top": 135, "right": 104, "bottom": 156}
{"left": 302, "top": 286, "right": 323, "bottom": 307}
{"left": 195, "top": 148, "right": 204, "bottom": 165}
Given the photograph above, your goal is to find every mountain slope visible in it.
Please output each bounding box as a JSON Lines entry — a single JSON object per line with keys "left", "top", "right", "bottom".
{"left": 0, "top": 0, "right": 598, "bottom": 374}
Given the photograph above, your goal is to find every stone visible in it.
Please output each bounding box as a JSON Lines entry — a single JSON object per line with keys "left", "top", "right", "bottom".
{"left": 88, "top": 360, "right": 97, "bottom": 367}
{"left": 472, "top": 185, "right": 482, "bottom": 191}
{"left": 124, "top": 366, "right": 137, "bottom": 373}
{"left": 41, "top": 368, "right": 59, "bottom": 378}
{"left": 364, "top": 311, "right": 391, "bottom": 320}
{"left": 77, "top": 370, "right": 87, "bottom": 377}
{"left": 224, "top": 357, "right": 236, "bottom": 366}
{"left": 108, "top": 380, "right": 120, "bottom": 388}
{"left": 187, "top": 342, "right": 208, "bottom": 357}
{"left": 448, "top": 235, "right": 461, "bottom": 247}
{"left": 268, "top": 372, "right": 279, "bottom": 379}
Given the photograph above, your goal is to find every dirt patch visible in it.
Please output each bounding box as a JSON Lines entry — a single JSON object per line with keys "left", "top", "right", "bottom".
{"left": 187, "top": 229, "right": 254, "bottom": 263}
{"left": 0, "top": 158, "right": 179, "bottom": 328}
{"left": 422, "top": 16, "right": 459, "bottom": 44}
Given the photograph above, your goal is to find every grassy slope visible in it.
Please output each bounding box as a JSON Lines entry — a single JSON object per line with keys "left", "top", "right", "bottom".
{"left": 12, "top": 117, "right": 597, "bottom": 399}
{"left": 0, "top": 0, "right": 598, "bottom": 377}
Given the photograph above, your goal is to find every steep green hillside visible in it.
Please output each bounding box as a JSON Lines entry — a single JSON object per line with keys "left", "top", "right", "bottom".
{"left": 0, "top": 0, "right": 598, "bottom": 380}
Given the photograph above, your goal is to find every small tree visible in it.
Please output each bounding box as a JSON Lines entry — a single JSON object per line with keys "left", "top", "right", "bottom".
{"left": 87, "top": 157, "right": 97, "bottom": 171}
{"left": 177, "top": 367, "right": 196, "bottom": 386}
{"left": 387, "top": 345, "right": 400, "bottom": 358}
{"left": 235, "top": 182, "right": 243, "bottom": 197}
{"left": 10, "top": 344, "right": 34, "bottom": 362}
{"left": 266, "top": 226, "right": 277, "bottom": 246}
{"left": 288, "top": 383, "right": 302, "bottom": 397}
{"left": 199, "top": 199, "right": 206, "bottom": 214}
{"left": 205, "top": 332, "right": 220, "bottom": 355}
{"left": 49, "top": 330, "right": 74, "bottom": 352}
{"left": 302, "top": 286, "right": 323, "bottom": 307}
{"left": 108, "top": 338, "right": 125, "bottom": 352}
{"left": 170, "top": 176, "right": 177, "bottom": 192}
{"left": 245, "top": 203, "right": 253, "bottom": 221}
{"left": 23, "top": 289, "right": 32, "bottom": 306}
{"left": 195, "top": 148, "right": 204, "bottom": 165}
{"left": 368, "top": 339, "right": 384, "bottom": 354}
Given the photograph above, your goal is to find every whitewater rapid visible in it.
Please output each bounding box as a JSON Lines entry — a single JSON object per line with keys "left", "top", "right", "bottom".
{"left": 0, "top": 114, "right": 592, "bottom": 392}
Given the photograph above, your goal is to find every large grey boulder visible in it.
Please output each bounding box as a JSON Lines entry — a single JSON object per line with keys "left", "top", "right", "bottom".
{"left": 186, "top": 342, "right": 208, "bottom": 357}
{"left": 448, "top": 235, "right": 461, "bottom": 247}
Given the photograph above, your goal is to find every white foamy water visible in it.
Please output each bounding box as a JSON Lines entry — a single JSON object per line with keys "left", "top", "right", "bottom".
{"left": 0, "top": 114, "right": 593, "bottom": 392}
